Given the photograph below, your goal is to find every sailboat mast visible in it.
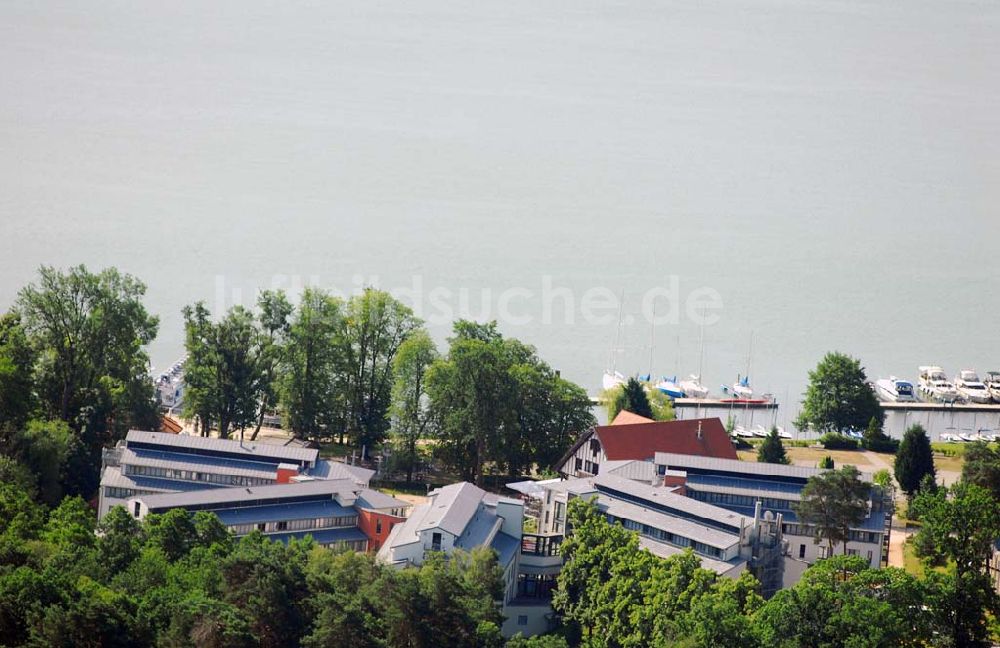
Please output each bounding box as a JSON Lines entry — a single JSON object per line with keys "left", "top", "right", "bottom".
{"left": 608, "top": 291, "right": 625, "bottom": 372}
{"left": 648, "top": 302, "right": 655, "bottom": 378}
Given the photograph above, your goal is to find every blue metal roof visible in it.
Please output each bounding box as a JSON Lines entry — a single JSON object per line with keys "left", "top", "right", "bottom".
{"left": 491, "top": 532, "right": 519, "bottom": 568}
{"left": 212, "top": 500, "right": 355, "bottom": 526}
{"left": 262, "top": 527, "right": 368, "bottom": 546}
{"left": 129, "top": 448, "right": 282, "bottom": 476}
{"left": 686, "top": 474, "right": 805, "bottom": 497}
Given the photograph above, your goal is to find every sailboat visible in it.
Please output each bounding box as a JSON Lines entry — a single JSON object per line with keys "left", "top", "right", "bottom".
{"left": 602, "top": 293, "right": 627, "bottom": 391}
{"left": 678, "top": 316, "right": 709, "bottom": 399}
{"left": 655, "top": 376, "right": 686, "bottom": 399}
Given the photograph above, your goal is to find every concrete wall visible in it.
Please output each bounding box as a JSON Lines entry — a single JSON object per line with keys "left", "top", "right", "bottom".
{"left": 501, "top": 603, "right": 555, "bottom": 638}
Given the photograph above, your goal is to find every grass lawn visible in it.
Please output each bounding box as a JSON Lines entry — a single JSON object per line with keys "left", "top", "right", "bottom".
{"left": 902, "top": 539, "right": 925, "bottom": 577}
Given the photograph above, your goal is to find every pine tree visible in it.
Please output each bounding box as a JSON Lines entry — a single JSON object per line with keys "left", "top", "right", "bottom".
{"left": 894, "top": 424, "right": 936, "bottom": 497}
{"left": 757, "top": 427, "right": 790, "bottom": 464}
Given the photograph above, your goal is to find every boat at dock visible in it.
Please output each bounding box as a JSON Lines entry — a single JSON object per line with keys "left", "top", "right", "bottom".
{"left": 917, "top": 366, "right": 961, "bottom": 403}
{"left": 655, "top": 376, "right": 686, "bottom": 399}
{"left": 984, "top": 371, "right": 1000, "bottom": 402}
{"left": 678, "top": 374, "right": 709, "bottom": 399}
{"left": 602, "top": 371, "right": 626, "bottom": 391}
{"left": 153, "top": 356, "right": 186, "bottom": 410}
{"left": 955, "top": 370, "right": 995, "bottom": 404}
{"left": 874, "top": 377, "right": 917, "bottom": 402}
{"left": 728, "top": 374, "right": 754, "bottom": 400}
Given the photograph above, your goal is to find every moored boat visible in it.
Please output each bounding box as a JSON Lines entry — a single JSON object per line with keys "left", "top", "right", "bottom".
{"left": 917, "top": 366, "right": 961, "bottom": 403}
{"left": 954, "top": 370, "right": 992, "bottom": 404}
{"left": 874, "top": 377, "right": 917, "bottom": 402}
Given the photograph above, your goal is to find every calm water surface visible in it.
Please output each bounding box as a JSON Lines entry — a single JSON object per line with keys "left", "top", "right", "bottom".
{"left": 2, "top": 0, "right": 998, "bottom": 422}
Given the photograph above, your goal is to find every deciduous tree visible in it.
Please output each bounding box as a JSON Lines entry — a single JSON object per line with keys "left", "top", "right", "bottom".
{"left": 795, "top": 352, "right": 881, "bottom": 435}
{"left": 794, "top": 465, "right": 870, "bottom": 557}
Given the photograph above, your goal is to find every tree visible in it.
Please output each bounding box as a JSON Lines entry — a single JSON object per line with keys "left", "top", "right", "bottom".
{"left": 754, "top": 555, "right": 935, "bottom": 648}
{"left": 0, "top": 312, "right": 35, "bottom": 428}
{"left": 182, "top": 303, "right": 269, "bottom": 439}
{"left": 960, "top": 442, "right": 1000, "bottom": 500}
{"left": 280, "top": 288, "right": 345, "bottom": 440}
{"left": 608, "top": 378, "right": 654, "bottom": 420}
{"left": 390, "top": 330, "right": 438, "bottom": 482}
{"left": 912, "top": 482, "right": 1000, "bottom": 647}
{"left": 426, "top": 321, "right": 594, "bottom": 484}
{"left": 818, "top": 455, "right": 834, "bottom": 469}
{"left": 250, "top": 290, "right": 292, "bottom": 440}
{"left": 0, "top": 419, "right": 77, "bottom": 506}
{"left": 862, "top": 416, "right": 897, "bottom": 453}
{"left": 794, "top": 465, "right": 870, "bottom": 557}
{"left": 340, "top": 289, "right": 422, "bottom": 451}
{"left": 16, "top": 265, "right": 160, "bottom": 496}
{"left": 894, "top": 424, "right": 935, "bottom": 498}
{"left": 795, "top": 352, "right": 881, "bottom": 435}
{"left": 757, "top": 427, "right": 789, "bottom": 465}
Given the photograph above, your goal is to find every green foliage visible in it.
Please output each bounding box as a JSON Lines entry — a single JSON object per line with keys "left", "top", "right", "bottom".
{"left": 280, "top": 287, "right": 346, "bottom": 440}
{"left": 181, "top": 302, "right": 271, "bottom": 439}
{"left": 818, "top": 433, "right": 858, "bottom": 450}
{"left": 1, "top": 419, "right": 76, "bottom": 506}
{"left": 754, "top": 555, "right": 935, "bottom": 647}
{"left": 911, "top": 482, "right": 1000, "bottom": 647}
{"left": 960, "top": 441, "right": 1000, "bottom": 500}
{"left": 756, "top": 427, "right": 789, "bottom": 465}
{"left": 818, "top": 455, "right": 834, "bottom": 469}
{"left": 0, "top": 479, "right": 509, "bottom": 648}
{"left": 862, "top": 416, "right": 898, "bottom": 453}
{"left": 795, "top": 352, "right": 881, "bottom": 435}
{"left": 14, "top": 265, "right": 160, "bottom": 496}
{"left": 340, "top": 288, "right": 423, "bottom": 450}
{"left": 871, "top": 468, "right": 893, "bottom": 490}
{"left": 646, "top": 388, "right": 675, "bottom": 422}
{"left": 426, "top": 321, "right": 594, "bottom": 484}
{"left": 390, "top": 330, "right": 439, "bottom": 481}
{"left": 0, "top": 312, "right": 36, "bottom": 428}
{"left": 794, "top": 465, "right": 870, "bottom": 557}
{"left": 622, "top": 378, "right": 653, "bottom": 419}
{"left": 894, "top": 424, "right": 936, "bottom": 497}
{"left": 553, "top": 497, "right": 764, "bottom": 647}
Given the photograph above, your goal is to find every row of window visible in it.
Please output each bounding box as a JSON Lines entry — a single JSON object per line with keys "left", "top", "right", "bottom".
{"left": 784, "top": 522, "right": 880, "bottom": 545}
{"left": 693, "top": 490, "right": 795, "bottom": 513}
{"left": 104, "top": 486, "right": 156, "bottom": 500}
{"left": 612, "top": 515, "right": 725, "bottom": 559}
{"left": 228, "top": 515, "right": 358, "bottom": 535}
{"left": 319, "top": 538, "right": 368, "bottom": 552}
{"left": 124, "top": 464, "right": 274, "bottom": 487}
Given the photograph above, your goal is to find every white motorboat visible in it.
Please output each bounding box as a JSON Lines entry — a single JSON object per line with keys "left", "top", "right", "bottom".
{"left": 678, "top": 374, "right": 709, "bottom": 399}
{"left": 917, "top": 366, "right": 961, "bottom": 403}
{"left": 981, "top": 371, "right": 1000, "bottom": 403}
{"left": 602, "top": 371, "right": 626, "bottom": 391}
{"left": 751, "top": 424, "right": 770, "bottom": 438}
{"left": 954, "top": 370, "right": 992, "bottom": 404}
{"left": 154, "top": 356, "right": 186, "bottom": 410}
{"left": 775, "top": 426, "right": 792, "bottom": 439}
{"left": 959, "top": 432, "right": 980, "bottom": 442}
{"left": 940, "top": 433, "right": 964, "bottom": 443}
{"left": 734, "top": 425, "right": 755, "bottom": 438}
{"left": 874, "top": 377, "right": 917, "bottom": 403}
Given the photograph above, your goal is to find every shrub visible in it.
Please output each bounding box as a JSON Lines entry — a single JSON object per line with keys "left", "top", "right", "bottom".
{"left": 819, "top": 434, "right": 859, "bottom": 450}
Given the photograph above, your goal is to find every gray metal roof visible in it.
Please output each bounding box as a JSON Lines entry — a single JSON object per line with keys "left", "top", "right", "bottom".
{"left": 100, "top": 465, "right": 225, "bottom": 493}
{"left": 356, "top": 489, "right": 409, "bottom": 511}
{"left": 655, "top": 452, "right": 835, "bottom": 479}
{"left": 121, "top": 448, "right": 280, "bottom": 480}
{"left": 126, "top": 430, "right": 318, "bottom": 464}
{"left": 309, "top": 459, "right": 375, "bottom": 484}
{"left": 600, "top": 496, "right": 740, "bottom": 551}
{"left": 593, "top": 473, "right": 747, "bottom": 531}
{"left": 134, "top": 478, "right": 359, "bottom": 511}
{"left": 637, "top": 536, "right": 743, "bottom": 575}
{"left": 423, "top": 482, "right": 485, "bottom": 536}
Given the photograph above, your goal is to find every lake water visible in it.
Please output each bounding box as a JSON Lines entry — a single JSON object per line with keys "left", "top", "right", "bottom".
{"left": 2, "top": 0, "right": 998, "bottom": 425}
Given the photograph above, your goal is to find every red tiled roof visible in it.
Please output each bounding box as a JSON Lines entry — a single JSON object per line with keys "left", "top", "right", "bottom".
{"left": 160, "top": 415, "right": 183, "bottom": 434}
{"left": 610, "top": 410, "right": 655, "bottom": 426}
{"left": 595, "top": 417, "right": 737, "bottom": 461}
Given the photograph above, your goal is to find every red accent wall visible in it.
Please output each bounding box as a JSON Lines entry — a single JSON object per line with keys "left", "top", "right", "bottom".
{"left": 662, "top": 475, "right": 687, "bottom": 492}
{"left": 357, "top": 509, "right": 406, "bottom": 551}
{"left": 276, "top": 467, "right": 298, "bottom": 484}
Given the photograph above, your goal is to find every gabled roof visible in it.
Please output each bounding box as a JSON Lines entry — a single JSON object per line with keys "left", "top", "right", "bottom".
{"left": 596, "top": 418, "right": 737, "bottom": 462}
{"left": 610, "top": 410, "right": 655, "bottom": 426}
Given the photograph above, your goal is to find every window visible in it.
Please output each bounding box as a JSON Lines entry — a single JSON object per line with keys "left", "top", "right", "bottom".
{"left": 257, "top": 523, "right": 266, "bottom": 532}
{"left": 517, "top": 615, "right": 528, "bottom": 627}
{"left": 799, "top": 544, "right": 806, "bottom": 559}
{"left": 867, "top": 550, "right": 873, "bottom": 563}
{"left": 575, "top": 458, "right": 582, "bottom": 471}
{"left": 277, "top": 521, "right": 288, "bottom": 531}
{"left": 133, "top": 502, "right": 141, "bottom": 518}
{"left": 431, "top": 532, "right": 442, "bottom": 551}
{"left": 589, "top": 439, "right": 600, "bottom": 455}
{"left": 376, "top": 519, "right": 383, "bottom": 535}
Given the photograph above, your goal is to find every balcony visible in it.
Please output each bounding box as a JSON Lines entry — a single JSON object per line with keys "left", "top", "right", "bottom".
{"left": 520, "top": 533, "right": 563, "bottom": 570}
